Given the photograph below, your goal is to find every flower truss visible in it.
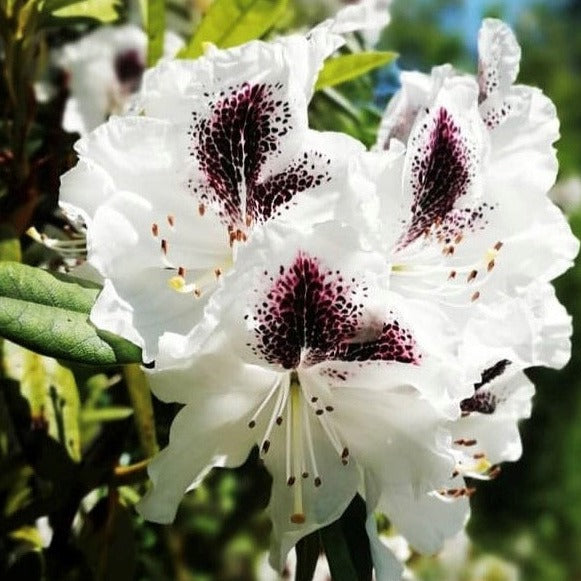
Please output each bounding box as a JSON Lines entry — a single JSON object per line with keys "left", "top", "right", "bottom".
{"left": 59, "top": 14, "right": 577, "bottom": 581}
{"left": 55, "top": 24, "right": 184, "bottom": 135}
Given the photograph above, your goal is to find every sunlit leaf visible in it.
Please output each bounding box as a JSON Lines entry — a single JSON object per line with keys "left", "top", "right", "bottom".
{"left": 179, "top": 0, "right": 287, "bottom": 59}
{"left": 3, "top": 341, "right": 81, "bottom": 461}
{"left": 0, "top": 262, "right": 143, "bottom": 366}
{"left": 315, "top": 51, "right": 397, "bottom": 91}
{"left": 81, "top": 407, "right": 134, "bottom": 423}
{"left": 40, "top": 0, "right": 121, "bottom": 24}
{"left": 146, "top": 0, "right": 165, "bottom": 66}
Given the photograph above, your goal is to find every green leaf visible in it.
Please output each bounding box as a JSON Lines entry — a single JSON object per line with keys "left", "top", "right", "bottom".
{"left": 295, "top": 531, "right": 321, "bottom": 581}
{"left": 0, "top": 262, "right": 143, "bottom": 366}
{"left": 3, "top": 340, "right": 82, "bottom": 461}
{"left": 0, "top": 225, "right": 21, "bottom": 262}
{"left": 179, "top": 0, "right": 287, "bottom": 59}
{"left": 146, "top": 0, "right": 165, "bottom": 67}
{"left": 315, "top": 51, "right": 397, "bottom": 91}
{"left": 320, "top": 495, "right": 373, "bottom": 581}
{"left": 40, "top": 0, "right": 121, "bottom": 24}
{"left": 81, "top": 407, "right": 134, "bottom": 423}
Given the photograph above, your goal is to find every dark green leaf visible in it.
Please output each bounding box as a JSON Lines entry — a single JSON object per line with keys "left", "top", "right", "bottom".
{"left": 146, "top": 0, "right": 165, "bottom": 66}
{"left": 320, "top": 495, "right": 372, "bottom": 581}
{"left": 315, "top": 51, "right": 397, "bottom": 91}
{"left": 295, "top": 531, "right": 321, "bottom": 581}
{"left": 0, "top": 262, "right": 142, "bottom": 366}
{"left": 179, "top": 0, "right": 287, "bottom": 59}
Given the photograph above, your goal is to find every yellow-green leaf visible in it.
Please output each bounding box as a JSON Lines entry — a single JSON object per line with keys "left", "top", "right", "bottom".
{"left": 3, "top": 341, "right": 81, "bottom": 461}
{"left": 42, "top": 0, "right": 121, "bottom": 23}
{"left": 315, "top": 51, "right": 397, "bottom": 91}
{"left": 179, "top": 0, "right": 287, "bottom": 59}
{"left": 146, "top": 0, "right": 165, "bottom": 66}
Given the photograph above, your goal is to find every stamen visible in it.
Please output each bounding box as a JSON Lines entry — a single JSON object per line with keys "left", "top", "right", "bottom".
{"left": 247, "top": 377, "right": 281, "bottom": 429}
{"left": 290, "top": 381, "right": 305, "bottom": 524}
{"left": 303, "top": 398, "right": 321, "bottom": 486}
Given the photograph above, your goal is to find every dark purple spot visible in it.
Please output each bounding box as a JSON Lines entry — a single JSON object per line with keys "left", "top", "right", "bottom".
{"left": 114, "top": 49, "right": 144, "bottom": 92}
{"left": 460, "top": 359, "right": 511, "bottom": 414}
{"left": 398, "top": 107, "right": 476, "bottom": 250}
{"left": 190, "top": 83, "right": 330, "bottom": 230}
{"left": 249, "top": 252, "right": 420, "bottom": 370}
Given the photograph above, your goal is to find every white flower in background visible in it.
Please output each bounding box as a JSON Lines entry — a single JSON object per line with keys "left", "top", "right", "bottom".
{"left": 55, "top": 24, "right": 184, "bottom": 135}
{"left": 59, "top": 28, "right": 367, "bottom": 362}
{"left": 137, "top": 223, "right": 473, "bottom": 578}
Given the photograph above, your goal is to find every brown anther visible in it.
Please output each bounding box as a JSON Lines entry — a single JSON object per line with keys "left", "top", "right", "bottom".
{"left": 454, "top": 438, "right": 477, "bottom": 447}
{"left": 311, "top": 397, "right": 318, "bottom": 403}
{"left": 471, "top": 291, "right": 481, "bottom": 302}
{"left": 302, "top": 472, "right": 309, "bottom": 479}
{"left": 447, "top": 488, "right": 458, "bottom": 496}
{"left": 151, "top": 223, "right": 159, "bottom": 237}
{"left": 467, "top": 270, "right": 478, "bottom": 282}
{"left": 167, "top": 214, "right": 175, "bottom": 227}
{"left": 248, "top": 420, "right": 256, "bottom": 429}
{"left": 314, "top": 477, "right": 322, "bottom": 487}
{"left": 214, "top": 268, "right": 222, "bottom": 278}
{"left": 291, "top": 513, "right": 306, "bottom": 524}
{"left": 261, "top": 440, "right": 270, "bottom": 454}
{"left": 325, "top": 405, "right": 334, "bottom": 412}
{"left": 452, "top": 470, "right": 459, "bottom": 478}
{"left": 454, "top": 234, "right": 463, "bottom": 244}
{"left": 473, "top": 452, "right": 486, "bottom": 459}
{"left": 194, "top": 289, "right": 202, "bottom": 298}
{"left": 341, "top": 447, "right": 349, "bottom": 459}
{"left": 443, "top": 245, "right": 455, "bottom": 256}
{"left": 488, "top": 466, "right": 502, "bottom": 479}
{"left": 448, "top": 270, "right": 457, "bottom": 280}
{"left": 198, "top": 203, "right": 205, "bottom": 216}
{"left": 178, "top": 266, "right": 185, "bottom": 277}
{"left": 494, "top": 241, "right": 503, "bottom": 251}
{"left": 161, "top": 239, "right": 168, "bottom": 254}
{"left": 287, "top": 476, "right": 295, "bottom": 486}
{"left": 276, "top": 416, "right": 283, "bottom": 426}
{"left": 315, "top": 409, "right": 324, "bottom": 416}
{"left": 487, "top": 259, "right": 495, "bottom": 272}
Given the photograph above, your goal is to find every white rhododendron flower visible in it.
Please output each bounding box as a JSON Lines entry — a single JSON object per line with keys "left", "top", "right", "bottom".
{"left": 56, "top": 24, "right": 183, "bottom": 135}
{"left": 138, "top": 223, "right": 473, "bottom": 576}
{"left": 367, "top": 19, "right": 577, "bottom": 350}
{"left": 60, "top": 28, "right": 367, "bottom": 362}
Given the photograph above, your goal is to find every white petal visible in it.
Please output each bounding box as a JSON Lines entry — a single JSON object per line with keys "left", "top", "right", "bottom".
{"left": 327, "top": 0, "right": 391, "bottom": 35}
{"left": 137, "top": 390, "right": 261, "bottom": 523}
{"left": 367, "top": 516, "right": 405, "bottom": 581}
{"left": 477, "top": 19, "right": 521, "bottom": 101}
{"left": 380, "top": 480, "right": 470, "bottom": 555}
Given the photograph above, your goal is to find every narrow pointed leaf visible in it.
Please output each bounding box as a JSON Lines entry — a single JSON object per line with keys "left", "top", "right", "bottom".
{"left": 315, "top": 51, "right": 397, "bottom": 91}
{"left": 178, "top": 0, "right": 287, "bottom": 59}
{"left": 39, "top": 0, "right": 121, "bottom": 24}
{"left": 0, "top": 262, "right": 142, "bottom": 366}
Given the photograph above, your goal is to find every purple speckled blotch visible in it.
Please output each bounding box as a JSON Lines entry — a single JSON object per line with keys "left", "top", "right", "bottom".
{"left": 247, "top": 252, "right": 420, "bottom": 371}
{"left": 398, "top": 106, "right": 489, "bottom": 250}
{"left": 460, "top": 359, "right": 512, "bottom": 414}
{"left": 189, "top": 82, "right": 331, "bottom": 230}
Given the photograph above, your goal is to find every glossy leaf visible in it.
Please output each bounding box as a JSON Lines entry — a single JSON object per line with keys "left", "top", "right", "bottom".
{"left": 315, "top": 51, "right": 397, "bottom": 91}
{"left": 0, "top": 262, "right": 143, "bottom": 366}
{"left": 179, "top": 0, "right": 287, "bottom": 59}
